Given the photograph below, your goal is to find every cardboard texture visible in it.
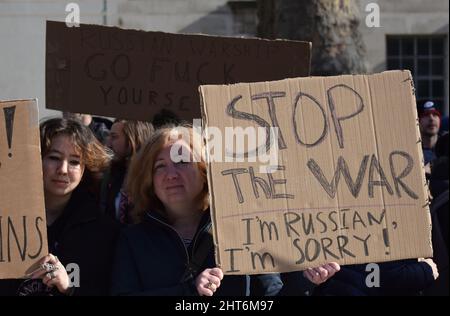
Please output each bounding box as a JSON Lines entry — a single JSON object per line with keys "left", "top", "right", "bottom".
{"left": 46, "top": 21, "right": 311, "bottom": 121}
{"left": 200, "top": 70, "right": 432, "bottom": 275}
{"left": 0, "top": 99, "right": 48, "bottom": 279}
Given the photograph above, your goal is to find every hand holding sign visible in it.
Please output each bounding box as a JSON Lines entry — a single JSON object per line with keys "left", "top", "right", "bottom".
{"left": 303, "top": 262, "right": 340, "bottom": 285}
{"left": 418, "top": 258, "right": 439, "bottom": 280}
{"left": 195, "top": 267, "right": 224, "bottom": 296}
{"left": 29, "top": 254, "right": 71, "bottom": 294}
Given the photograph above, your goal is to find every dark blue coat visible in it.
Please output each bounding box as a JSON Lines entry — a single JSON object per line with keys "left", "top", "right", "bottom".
{"left": 315, "top": 259, "right": 435, "bottom": 296}
{"left": 110, "top": 210, "right": 282, "bottom": 296}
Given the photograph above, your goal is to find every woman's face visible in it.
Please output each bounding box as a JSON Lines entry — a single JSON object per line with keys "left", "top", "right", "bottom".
{"left": 42, "top": 135, "right": 85, "bottom": 199}
{"left": 153, "top": 140, "right": 204, "bottom": 211}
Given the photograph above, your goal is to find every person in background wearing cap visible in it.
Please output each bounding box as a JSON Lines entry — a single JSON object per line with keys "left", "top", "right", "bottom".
{"left": 418, "top": 101, "right": 441, "bottom": 176}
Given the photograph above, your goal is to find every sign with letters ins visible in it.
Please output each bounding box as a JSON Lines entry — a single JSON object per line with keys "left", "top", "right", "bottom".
{"left": 0, "top": 99, "right": 48, "bottom": 279}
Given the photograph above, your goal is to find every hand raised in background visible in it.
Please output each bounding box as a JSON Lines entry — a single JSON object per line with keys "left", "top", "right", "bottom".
{"left": 303, "top": 262, "right": 341, "bottom": 285}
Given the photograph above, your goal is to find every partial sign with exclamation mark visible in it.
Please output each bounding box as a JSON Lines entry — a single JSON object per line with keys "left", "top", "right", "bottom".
{"left": 3, "top": 106, "right": 16, "bottom": 158}
{"left": 0, "top": 99, "right": 49, "bottom": 279}
{"left": 382, "top": 228, "right": 390, "bottom": 255}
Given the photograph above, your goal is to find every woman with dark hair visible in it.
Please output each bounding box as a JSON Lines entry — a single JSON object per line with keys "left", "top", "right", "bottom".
{"left": 1, "top": 118, "right": 120, "bottom": 296}
{"left": 110, "top": 125, "right": 339, "bottom": 296}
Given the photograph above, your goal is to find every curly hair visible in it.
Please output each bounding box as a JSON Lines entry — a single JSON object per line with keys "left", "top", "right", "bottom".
{"left": 126, "top": 124, "right": 208, "bottom": 223}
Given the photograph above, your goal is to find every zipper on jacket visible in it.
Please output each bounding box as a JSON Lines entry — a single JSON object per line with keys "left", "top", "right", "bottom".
{"left": 191, "top": 221, "right": 211, "bottom": 256}
{"left": 146, "top": 213, "right": 211, "bottom": 270}
{"left": 146, "top": 213, "right": 190, "bottom": 264}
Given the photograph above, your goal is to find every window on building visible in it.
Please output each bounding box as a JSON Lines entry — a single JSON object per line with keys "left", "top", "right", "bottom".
{"left": 386, "top": 36, "right": 447, "bottom": 111}
{"left": 228, "top": 0, "right": 257, "bottom": 37}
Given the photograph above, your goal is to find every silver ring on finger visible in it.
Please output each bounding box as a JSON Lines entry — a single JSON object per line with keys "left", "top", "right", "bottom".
{"left": 42, "top": 263, "right": 55, "bottom": 272}
{"left": 49, "top": 271, "right": 57, "bottom": 279}
{"left": 206, "top": 281, "right": 215, "bottom": 291}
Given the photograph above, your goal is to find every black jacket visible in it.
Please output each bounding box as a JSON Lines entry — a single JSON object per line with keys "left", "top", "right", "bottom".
{"left": 99, "top": 161, "right": 127, "bottom": 223}
{"left": 315, "top": 259, "right": 435, "bottom": 296}
{"left": 110, "top": 210, "right": 282, "bottom": 296}
{"left": 0, "top": 187, "right": 120, "bottom": 296}
{"left": 53, "top": 187, "right": 120, "bottom": 295}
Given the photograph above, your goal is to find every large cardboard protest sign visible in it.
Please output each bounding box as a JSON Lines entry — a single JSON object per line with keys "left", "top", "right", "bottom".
{"left": 46, "top": 21, "right": 310, "bottom": 121}
{"left": 0, "top": 99, "right": 48, "bottom": 279}
{"left": 200, "top": 70, "right": 432, "bottom": 275}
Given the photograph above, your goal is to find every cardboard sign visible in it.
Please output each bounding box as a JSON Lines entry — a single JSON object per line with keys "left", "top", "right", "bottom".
{"left": 200, "top": 70, "right": 432, "bottom": 275}
{"left": 46, "top": 21, "right": 311, "bottom": 121}
{"left": 0, "top": 99, "right": 48, "bottom": 279}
